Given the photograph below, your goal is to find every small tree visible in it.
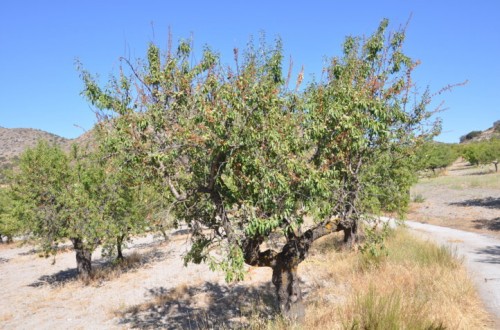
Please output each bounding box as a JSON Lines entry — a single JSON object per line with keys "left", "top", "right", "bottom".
{"left": 460, "top": 130, "right": 482, "bottom": 143}
{"left": 417, "top": 141, "right": 457, "bottom": 174}
{"left": 461, "top": 140, "right": 500, "bottom": 169}
{"left": 10, "top": 141, "right": 147, "bottom": 279}
{"left": 80, "top": 21, "right": 440, "bottom": 319}
{"left": 0, "top": 187, "right": 21, "bottom": 243}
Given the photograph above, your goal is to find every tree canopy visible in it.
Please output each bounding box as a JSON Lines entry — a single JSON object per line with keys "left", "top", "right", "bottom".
{"left": 417, "top": 141, "right": 458, "bottom": 173}
{"left": 9, "top": 141, "right": 149, "bottom": 279}
{"left": 79, "top": 20, "right": 440, "bottom": 319}
{"left": 461, "top": 139, "right": 500, "bottom": 170}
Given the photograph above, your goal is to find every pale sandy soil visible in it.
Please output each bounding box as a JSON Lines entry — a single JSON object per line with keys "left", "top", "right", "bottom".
{"left": 0, "top": 230, "right": 343, "bottom": 329}
{"left": 0, "top": 231, "right": 284, "bottom": 329}
{"left": 1, "top": 159, "right": 498, "bottom": 329}
{"left": 0, "top": 234, "right": 232, "bottom": 329}
{"left": 409, "top": 159, "right": 500, "bottom": 239}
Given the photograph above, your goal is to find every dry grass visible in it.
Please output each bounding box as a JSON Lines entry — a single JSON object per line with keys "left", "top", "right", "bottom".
{"left": 113, "top": 229, "right": 491, "bottom": 329}
{"left": 251, "top": 229, "right": 492, "bottom": 329}
{"left": 87, "top": 251, "right": 145, "bottom": 284}
{"left": 417, "top": 170, "right": 500, "bottom": 190}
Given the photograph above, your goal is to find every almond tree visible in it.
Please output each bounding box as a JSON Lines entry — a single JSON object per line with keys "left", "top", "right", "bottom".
{"left": 80, "top": 21, "right": 439, "bottom": 319}
{"left": 0, "top": 187, "right": 20, "bottom": 243}
{"left": 10, "top": 141, "right": 147, "bottom": 279}
{"left": 417, "top": 141, "right": 458, "bottom": 174}
{"left": 306, "top": 20, "right": 440, "bottom": 245}
{"left": 461, "top": 139, "right": 500, "bottom": 170}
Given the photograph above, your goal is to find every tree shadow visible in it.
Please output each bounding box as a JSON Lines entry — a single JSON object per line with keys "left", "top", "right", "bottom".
{"left": 474, "top": 245, "right": 500, "bottom": 265}
{"left": 472, "top": 218, "right": 500, "bottom": 231}
{"left": 18, "top": 244, "right": 72, "bottom": 256}
{"left": 0, "top": 257, "right": 10, "bottom": 263}
{"left": 127, "top": 238, "right": 170, "bottom": 250}
{"left": 29, "top": 268, "right": 79, "bottom": 287}
{"left": 28, "top": 248, "right": 168, "bottom": 288}
{"left": 462, "top": 170, "right": 495, "bottom": 176}
{"left": 117, "top": 281, "right": 278, "bottom": 329}
{"left": 449, "top": 197, "right": 500, "bottom": 210}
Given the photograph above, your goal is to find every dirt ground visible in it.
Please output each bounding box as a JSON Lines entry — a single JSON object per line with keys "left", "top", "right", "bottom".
{"left": 409, "top": 159, "right": 500, "bottom": 239}
{"left": 0, "top": 231, "right": 288, "bottom": 329}
{"left": 1, "top": 158, "right": 498, "bottom": 329}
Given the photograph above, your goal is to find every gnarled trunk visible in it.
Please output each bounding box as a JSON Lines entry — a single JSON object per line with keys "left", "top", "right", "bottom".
{"left": 242, "top": 220, "right": 342, "bottom": 321}
{"left": 343, "top": 219, "right": 358, "bottom": 249}
{"left": 71, "top": 238, "right": 92, "bottom": 280}
{"left": 272, "top": 258, "right": 305, "bottom": 321}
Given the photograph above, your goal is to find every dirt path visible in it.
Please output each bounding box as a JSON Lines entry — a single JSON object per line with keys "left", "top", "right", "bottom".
{"left": 404, "top": 220, "right": 500, "bottom": 326}
{"left": 409, "top": 160, "right": 500, "bottom": 238}
{"left": 405, "top": 159, "right": 500, "bottom": 326}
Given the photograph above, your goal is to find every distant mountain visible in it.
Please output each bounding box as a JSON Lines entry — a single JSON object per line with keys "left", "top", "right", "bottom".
{"left": 459, "top": 120, "right": 500, "bottom": 143}
{"left": 0, "top": 127, "right": 69, "bottom": 160}
{"left": 0, "top": 127, "right": 94, "bottom": 183}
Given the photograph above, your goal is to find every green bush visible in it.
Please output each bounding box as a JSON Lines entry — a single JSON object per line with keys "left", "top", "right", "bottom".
{"left": 459, "top": 130, "right": 482, "bottom": 143}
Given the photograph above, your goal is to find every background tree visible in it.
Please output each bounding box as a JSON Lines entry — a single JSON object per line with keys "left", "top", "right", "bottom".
{"left": 461, "top": 139, "right": 500, "bottom": 171}
{"left": 417, "top": 141, "right": 458, "bottom": 174}
{"left": 0, "top": 187, "right": 22, "bottom": 243}
{"left": 10, "top": 141, "right": 148, "bottom": 279}
{"left": 80, "top": 21, "right": 440, "bottom": 319}
{"left": 459, "top": 130, "right": 482, "bottom": 143}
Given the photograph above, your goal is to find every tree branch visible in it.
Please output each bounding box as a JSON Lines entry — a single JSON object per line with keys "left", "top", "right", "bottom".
{"left": 166, "top": 177, "right": 187, "bottom": 201}
{"left": 242, "top": 236, "right": 278, "bottom": 267}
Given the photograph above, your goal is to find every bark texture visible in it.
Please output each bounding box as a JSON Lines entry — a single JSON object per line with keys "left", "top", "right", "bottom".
{"left": 342, "top": 220, "right": 358, "bottom": 249}
{"left": 71, "top": 238, "right": 92, "bottom": 280}
{"left": 241, "top": 219, "right": 341, "bottom": 320}
{"left": 116, "top": 235, "right": 125, "bottom": 260}
{"left": 272, "top": 260, "right": 305, "bottom": 321}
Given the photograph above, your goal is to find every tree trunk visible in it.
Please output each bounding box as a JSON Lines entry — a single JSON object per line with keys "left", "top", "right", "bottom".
{"left": 494, "top": 161, "right": 498, "bottom": 173}
{"left": 160, "top": 228, "right": 169, "bottom": 242}
{"left": 116, "top": 235, "right": 125, "bottom": 261}
{"left": 242, "top": 219, "right": 342, "bottom": 322}
{"left": 343, "top": 220, "right": 358, "bottom": 249}
{"left": 71, "top": 238, "right": 92, "bottom": 280}
{"left": 272, "top": 258, "right": 305, "bottom": 322}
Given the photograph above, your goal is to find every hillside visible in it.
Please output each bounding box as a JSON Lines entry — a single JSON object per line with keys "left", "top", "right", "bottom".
{"left": 0, "top": 127, "right": 69, "bottom": 159}
{"left": 0, "top": 127, "right": 94, "bottom": 183}
{"left": 460, "top": 120, "right": 500, "bottom": 143}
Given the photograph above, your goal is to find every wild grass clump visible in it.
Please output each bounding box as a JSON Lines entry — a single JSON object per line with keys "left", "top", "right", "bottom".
{"left": 251, "top": 229, "right": 491, "bottom": 329}
{"left": 412, "top": 193, "right": 426, "bottom": 203}
{"left": 347, "top": 287, "right": 445, "bottom": 330}
{"left": 86, "top": 251, "right": 144, "bottom": 284}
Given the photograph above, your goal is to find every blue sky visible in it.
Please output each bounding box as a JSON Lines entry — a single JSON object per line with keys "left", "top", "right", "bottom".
{"left": 1, "top": 1, "right": 499, "bottom": 143}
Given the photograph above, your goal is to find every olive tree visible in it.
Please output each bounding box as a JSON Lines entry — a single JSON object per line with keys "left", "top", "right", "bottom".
{"left": 80, "top": 21, "right": 440, "bottom": 319}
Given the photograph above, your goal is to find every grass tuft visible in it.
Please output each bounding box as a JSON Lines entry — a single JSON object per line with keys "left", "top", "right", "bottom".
{"left": 412, "top": 193, "right": 426, "bottom": 203}
{"left": 249, "top": 228, "right": 491, "bottom": 329}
